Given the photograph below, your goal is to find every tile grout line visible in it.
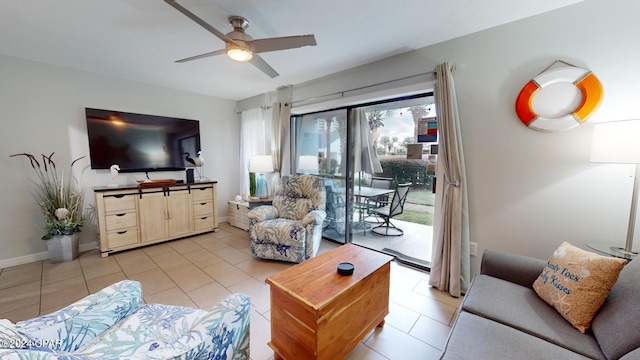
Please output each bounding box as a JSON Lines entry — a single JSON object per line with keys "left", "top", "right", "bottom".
{"left": 39, "top": 260, "right": 44, "bottom": 316}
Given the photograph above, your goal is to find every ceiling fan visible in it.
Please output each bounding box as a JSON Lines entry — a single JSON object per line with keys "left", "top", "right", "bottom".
{"left": 165, "top": 0, "right": 317, "bottom": 78}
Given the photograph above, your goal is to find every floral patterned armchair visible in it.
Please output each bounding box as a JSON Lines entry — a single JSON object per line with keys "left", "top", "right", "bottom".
{"left": 0, "top": 280, "right": 250, "bottom": 359}
{"left": 248, "top": 174, "right": 326, "bottom": 263}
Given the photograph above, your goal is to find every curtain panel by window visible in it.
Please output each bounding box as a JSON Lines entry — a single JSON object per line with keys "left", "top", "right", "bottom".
{"left": 271, "top": 102, "right": 291, "bottom": 182}
{"left": 240, "top": 108, "right": 266, "bottom": 195}
{"left": 429, "top": 62, "right": 471, "bottom": 297}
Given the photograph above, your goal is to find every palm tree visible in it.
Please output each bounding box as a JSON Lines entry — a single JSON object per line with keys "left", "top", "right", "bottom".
{"left": 336, "top": 115, "right": 347, "bottom": 168}
{"left": 379, "top": 136, "right": 391, "bottom": 155}
{"left": 408, "top": 106, "right": 428, "bottom": 142}
{"left": 366, "top": 110, "right": 385, "bottom": 151}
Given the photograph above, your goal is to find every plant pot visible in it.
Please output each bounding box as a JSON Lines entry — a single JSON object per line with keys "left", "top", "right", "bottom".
{"left": 47, "top": 233, "right": 79, "bottom": 263}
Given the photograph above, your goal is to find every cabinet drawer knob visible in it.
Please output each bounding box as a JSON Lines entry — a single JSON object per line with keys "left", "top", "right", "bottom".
{"left": 116, "top": 213, "right": 126, "bottom": 217}
{"left": 117, "top": 230, "right": 127, "bottom": 234}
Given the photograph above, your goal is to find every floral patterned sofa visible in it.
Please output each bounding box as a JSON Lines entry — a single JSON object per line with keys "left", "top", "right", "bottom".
{"left": 248, "top": 174, "right": 326, "bottom": 263}
{"left": 0, "top": 280, "right": 250, "bottom": 359}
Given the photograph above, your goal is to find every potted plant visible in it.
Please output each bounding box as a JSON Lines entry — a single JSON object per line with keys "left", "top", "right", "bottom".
{"left": 10, "top": 152, "right": 86, "bottom": 263}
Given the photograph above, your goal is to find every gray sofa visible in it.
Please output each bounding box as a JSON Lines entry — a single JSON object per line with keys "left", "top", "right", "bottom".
{"left": 440, "top": 249, "right": 640, "bottom": 359}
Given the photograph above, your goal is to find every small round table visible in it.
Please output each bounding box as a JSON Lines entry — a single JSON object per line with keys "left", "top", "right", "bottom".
{"left": 587, "top": 241, "right": 636, "bottom": 261}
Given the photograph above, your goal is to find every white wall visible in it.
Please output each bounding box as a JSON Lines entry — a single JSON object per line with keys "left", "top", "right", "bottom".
{"left": 266, "top": 0, "right": 640, "bottom": 275}
{"left": 0, "top": 55, "right": 239, "bottom": 264}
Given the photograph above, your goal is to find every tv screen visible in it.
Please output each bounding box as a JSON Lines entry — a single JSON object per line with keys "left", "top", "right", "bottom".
{"left": 85, "top": 108, "right": 201, "bottom": 172}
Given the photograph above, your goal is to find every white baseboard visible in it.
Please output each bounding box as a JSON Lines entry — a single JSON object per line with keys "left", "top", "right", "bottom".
{"left": 0, "top": 252, "right": 49, "bottom": 269}
{"left": 80, "top": 241, "right": 99, "bottom": 252}
{"left": 0, "top": 241, "right": 99, "bottom": 269}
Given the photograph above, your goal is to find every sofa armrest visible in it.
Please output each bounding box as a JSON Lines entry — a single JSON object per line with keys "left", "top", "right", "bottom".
{"left": 16, "top": 280, "right": 143, "bottom": 352}
{"left": 480, "top": 250, "right": 546, "bottom": 288}
{"left": 248, "top": 205, "right": 278, "bottom": 224}
{"left": 302, "top": 209, "right": 326, "bottom": 227}
{"left": 78, "top": 293, "right": 251, "bottom": 360}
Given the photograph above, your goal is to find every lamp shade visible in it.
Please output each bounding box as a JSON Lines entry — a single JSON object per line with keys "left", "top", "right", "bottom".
{"left": 298, "top": 155, "right": 319, "bottom": 173}
{"left": 591, "top": 120, "right": 640, "bottom": 164}
{"left": 249, "top": 155, "right": 274, "bottom": 173}
{"left": 226, "top": 46, "right": 253, "bottom": 62}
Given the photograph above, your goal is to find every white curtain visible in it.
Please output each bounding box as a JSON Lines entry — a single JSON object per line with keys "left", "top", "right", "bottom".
{"left": 345, "top": 108, "right": 382, "bottom": 177}
{"left": 240, "top": 108, "right": 266, "bottom": 196}
{"left": 271, "top": 102, "right": 291, "bottom": 184}
{"left": 429, "top": 62, "right": 471, "bottom": 297}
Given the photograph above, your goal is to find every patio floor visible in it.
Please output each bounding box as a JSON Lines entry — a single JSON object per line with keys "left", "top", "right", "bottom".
{"left": 353, "top": 219, "right": 432, "bottom": 269}
{"left": 322, "top": 212, "right": 433, "bottom": 270}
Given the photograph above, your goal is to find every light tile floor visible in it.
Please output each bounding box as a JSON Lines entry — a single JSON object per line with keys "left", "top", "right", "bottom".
{"left": 0, "top": 223, "right": 462, "bottom": 360}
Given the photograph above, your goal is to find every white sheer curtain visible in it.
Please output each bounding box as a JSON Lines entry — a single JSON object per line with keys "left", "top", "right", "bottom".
{"left": 429, "top": 62, "right": 471, "bottom": 297}
{"left": 271, "top": 102, "right": 291, "bottom": 185}
{"left": 240, "top": 108, "right": 266, "bottom": 196}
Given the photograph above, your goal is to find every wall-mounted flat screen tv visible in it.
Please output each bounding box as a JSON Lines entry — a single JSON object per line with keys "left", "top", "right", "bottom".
{"left": 85, "top": 108, "right": 201, "bottom": 172}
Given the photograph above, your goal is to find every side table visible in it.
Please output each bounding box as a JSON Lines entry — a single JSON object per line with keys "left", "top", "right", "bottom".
{"left": 587, "top": 241, "right": 636, "bottom": 261}
{"left": 248, "top": 197, "right": 273, "bottom": 208}
{"left": 227, "top": 197, "right": 273, "bottom": 231}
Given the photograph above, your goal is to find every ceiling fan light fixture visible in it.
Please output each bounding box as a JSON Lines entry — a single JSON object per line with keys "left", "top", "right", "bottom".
{"left": 226, "top": 46, "right": 253, "bottom": 62}
{"left": 165, "top": 2, "right": 316, "bottom": 77}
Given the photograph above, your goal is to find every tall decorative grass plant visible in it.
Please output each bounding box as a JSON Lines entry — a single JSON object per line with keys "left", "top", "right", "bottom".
{"left": 10, "top": 152, "right": 86, "bottom": 240}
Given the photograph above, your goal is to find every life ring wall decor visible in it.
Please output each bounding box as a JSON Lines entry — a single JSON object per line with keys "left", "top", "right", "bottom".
{"left": 515, "top": 62, "right": 603, "bottom": 132}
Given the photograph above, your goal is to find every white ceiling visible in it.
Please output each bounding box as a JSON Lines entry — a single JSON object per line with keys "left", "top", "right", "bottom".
{"left": 0, "top": 0, "right": 582, "bottom": 101}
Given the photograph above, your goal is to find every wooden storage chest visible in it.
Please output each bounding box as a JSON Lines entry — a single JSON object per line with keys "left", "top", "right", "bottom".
{"left": 265, "top": 244, "right": 392, "bottom": 360}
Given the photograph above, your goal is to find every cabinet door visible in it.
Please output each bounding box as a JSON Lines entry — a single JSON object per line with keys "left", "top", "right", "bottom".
{"left": 139, "top": 191, "right": 169, "bottom": 243}
{"left": 167, "top": 189, "right": 193, "bottom": 237}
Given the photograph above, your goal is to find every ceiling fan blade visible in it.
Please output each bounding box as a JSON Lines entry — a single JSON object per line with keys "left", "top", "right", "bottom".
{"left": 164, "top": 0, "right": 229, "bottom": 43}
{"left": 249, "top": 55, "right": 279, "bottom": 78}
{"left": 250, "top": 35, "right": 317, "bottom": 54}
{"left": 176, "top": 49, "right": 226, "bottom": 63}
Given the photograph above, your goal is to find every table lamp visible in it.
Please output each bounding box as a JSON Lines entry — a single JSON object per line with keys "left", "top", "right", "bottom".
{"left": 298, "top": 155, "right": 319, "bottom": 174}
{"left": 590, "top": 119, "right": 640, "bottom": 256}
{"left": 249, "top": 155, "right": 274, "bottom": 199}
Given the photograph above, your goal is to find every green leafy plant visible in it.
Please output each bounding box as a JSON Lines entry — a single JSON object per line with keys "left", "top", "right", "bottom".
{"left": 10, "top": 152, "right": 86, "bottom": 240}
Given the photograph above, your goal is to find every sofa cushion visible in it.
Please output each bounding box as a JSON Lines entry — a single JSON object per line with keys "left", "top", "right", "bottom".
{"left": 0, "top": 319, "right": 32, "bottom": 350}
{"left": 75, "top": 293, "right": 250, "bottom": 359}
{"left": 16, "top": 279, "right": 142, "bottom": 352}
{"left": 462, "top": 274, "right": 605, "bottom": 360}
{"left": 441, "top": 312, "right": 593, "bottom": 360}
{"left": 591, "top": 257, "right": 640, "bottom": 360}
{"left": 272, "top": 174, "right": 326, "bottom": 221}
{"left": 250, "top": 218, "right": 306, "bottom": 263}
{"left": 532, "top": 242, "right": 625, "bottom": 333}
{"left": 620, "top": 348, "right": 640, "bottom": 360}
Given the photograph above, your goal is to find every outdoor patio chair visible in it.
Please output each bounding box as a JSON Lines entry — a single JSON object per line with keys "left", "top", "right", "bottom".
{"left": 370, "top": 183, "right": 411, "bottom": 236}
{"left": 365, "top": 176, "right": 393, "bottom": 223}
{"left": 324, "top": 184, "right": 346, "bottom": 235}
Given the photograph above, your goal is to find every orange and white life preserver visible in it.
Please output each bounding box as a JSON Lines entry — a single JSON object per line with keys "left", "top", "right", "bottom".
{"left": 515, "top": 66, "right": 603, "bottom": 132}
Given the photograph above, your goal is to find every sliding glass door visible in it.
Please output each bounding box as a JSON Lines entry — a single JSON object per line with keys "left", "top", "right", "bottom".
{"left": 292, "top": 109, "right": 349, "bottom": 243}
{"left": 291, "top": 93, "right": 437, "bottom": 268}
